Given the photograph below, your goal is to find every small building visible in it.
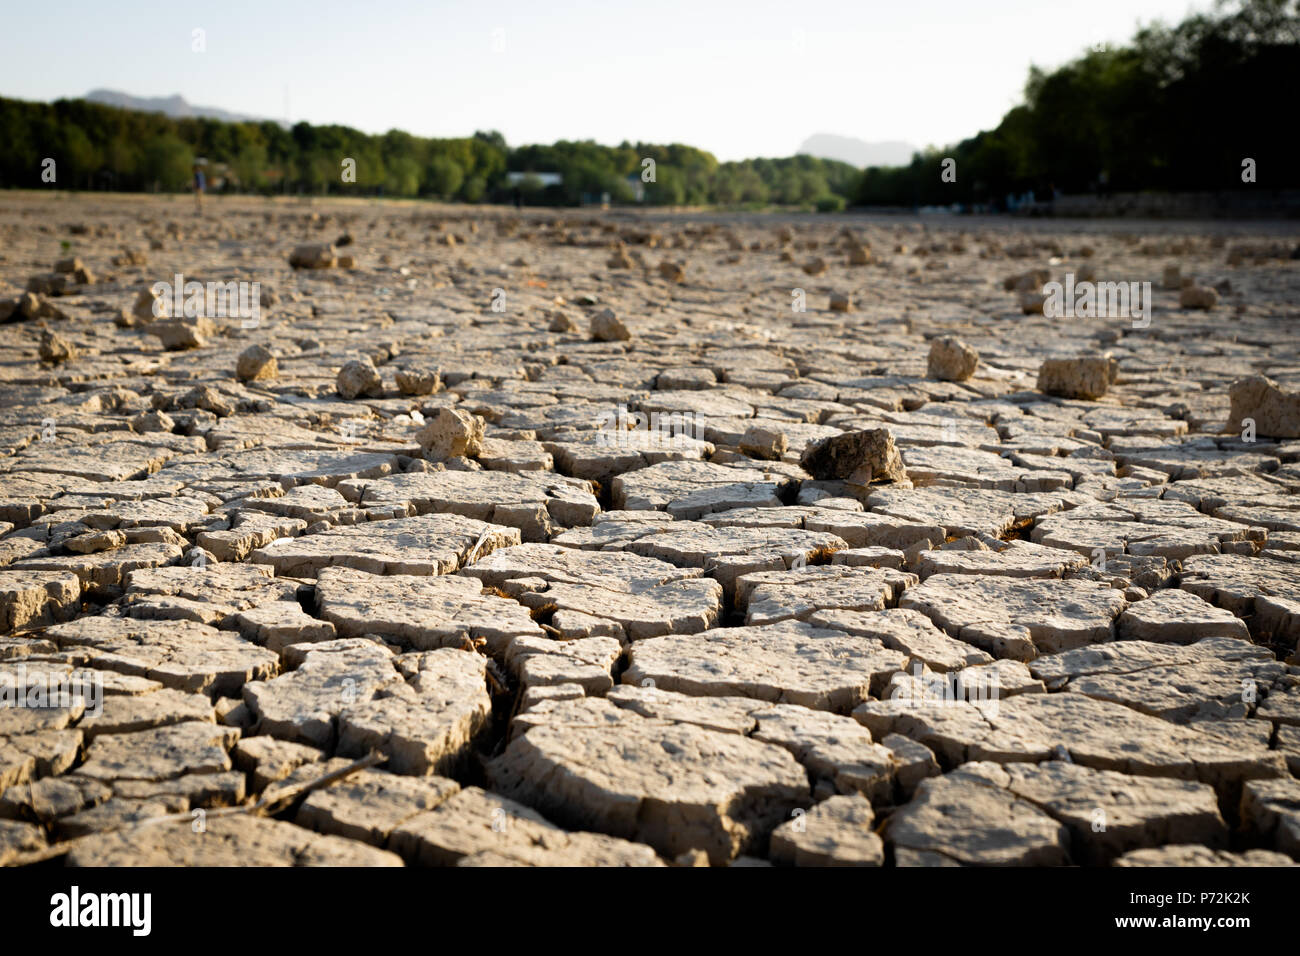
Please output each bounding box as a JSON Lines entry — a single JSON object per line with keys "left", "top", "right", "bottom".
{"left": 626, "top": 173, "right": 645, "bottom": 202}
{"left": 505, "top": 171, "right": 563, "bottom": 188}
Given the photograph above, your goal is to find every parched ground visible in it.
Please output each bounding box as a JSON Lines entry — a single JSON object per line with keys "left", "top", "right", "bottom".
{"left": 1, "top": 191, "right": 1299, "bottom": 868}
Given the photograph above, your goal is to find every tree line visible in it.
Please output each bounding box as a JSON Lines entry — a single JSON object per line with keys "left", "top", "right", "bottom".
{"left": 1, "top": 0, "right": 1293, "bottom": 209}
{"left": 858, "top": 0, "right": 1300, "bottom": 208}
{"left": 0, "top": 97, "right": 858, "bottom": 209}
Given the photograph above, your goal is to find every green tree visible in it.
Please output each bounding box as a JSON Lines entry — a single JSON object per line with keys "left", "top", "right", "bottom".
{"left": 425, "top": 155, "right": 464, "bottom": 198}
{"left": 140, "top": 134, "right": 192, "bottom": 192}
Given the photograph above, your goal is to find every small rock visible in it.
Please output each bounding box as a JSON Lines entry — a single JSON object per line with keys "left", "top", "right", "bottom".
{"left": 236, "top": 345, "right": 278, "bottom": 382}
{"left": 133, "top": 287, "right": 168, "bottom": 320}
{"left": 828, "top": 292, "right": 853, "bottom": 312}
{"left": 674, "top": 849, "right": 710, "bottom": 867}
{"left": 14, "top": 291, "right": 42, "bottom": 320}
{"left": 289, "top": 243, "right": 337, "bottom": 269}
{"left": 64, "top": 530, "right": 128, "bottom": 554}
{"left": 1019, "top": 291, "right": 1046, "bottom": 314}
{"left": 337, "top": 359, "right": 383, "bottom": 400}
{"left": 1037, "top": 355, "right": 1115, "bottom": 401}
{"left": 417, "top": 407, "right": 485, "bottom": 461}
{"left": 1179, "top": 285, "right": 1218, "bottom": 310}
{"left": 927, "top": 336, "right": 979, "bottom": 382}
{"left": 179, "top": 384, "right": 235, "bottom": 417}
{"left": 112, "top": 248, "right": 148, "bottom": 267}
{"left": 149, "top": 317, "right": 215, "bottom": 350}
{"left": 131, "top": 410, "right": 175, "bottom": 434}
{"left": 800, "top": 429, "right": 907, "bottom": 486}
{"left": 38, "top": 330, "right": 76, "bottom": 364}
{"left": 739, "top": 425, "right": 788, "bottom": 461}
{"left": 395, "top": 367, "right": 441, "bottom": 396}
{"left": 658, "top": 260, "right": 685, "bottom": 283}
{"left": 1228, "top": 374, "right": 1299, "bottom": 439}
{"left": 1003, "top": 269, "right": 1048, "bottom": 291}
{"left": 847, "top": 244, "right": 872, "bottom": 266}
{"left": 590, "top": 309, "right": 631, "bottom": 342}
{"left": 547, "top": 310, "right": 577, "bottom": 332}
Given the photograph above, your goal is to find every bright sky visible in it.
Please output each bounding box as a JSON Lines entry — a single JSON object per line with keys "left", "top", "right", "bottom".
{"left": 0, "top": 0, "right": 1212, "bottom": 161}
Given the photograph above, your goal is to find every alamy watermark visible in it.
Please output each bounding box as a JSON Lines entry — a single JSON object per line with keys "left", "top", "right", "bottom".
{"left": 50, "top": 886, "right": 150, "bottom": 936}
{"left": 595, "top": 404, "right": 706, "bottom": 448}
{"left": 1043, "top": 273, "right": 1151, "bottom": 329}
{"left": 151, "top": 273, "right": 261, "bottom": 329}
{"left": 1, "top": 665, "right": 103, "bottom": 717}
{"left": 888, "top": 662, "right": 1000, "bottom": 715}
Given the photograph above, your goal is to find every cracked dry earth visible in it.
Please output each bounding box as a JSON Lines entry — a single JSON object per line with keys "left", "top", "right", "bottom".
{"left": 2, "top": 194, "right": 1300, "bottom": 868}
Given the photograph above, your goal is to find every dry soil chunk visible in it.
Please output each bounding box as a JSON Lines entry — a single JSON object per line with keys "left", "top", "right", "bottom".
{"left": 336, "top": 647, "right": 492, "bottom": 774}
{"left": 338, "top": 469, "right": 597, "bottom": 541}
{"left": 620, "top": 523, "right": 849, "bottom": 597}
{"left": 242, "top": 639, "right": 401, "bottom": 748}
{"left": 232, "top": 736, "right": 325, "bottom": 790}
{"left": 461, "top": 542, "right": 723, "bottom": 641}
{"left": 624, "top": 619, "right": 906, "bottom": 712}
{"left": 886, "top": 765, "right": 1069, "bottom": 866}
{"left": 336, "top": 359, "right": 383, "bottom": 400}
{"left": 1117, "top": 588, "right": 1250, "bottom": 642}
{"left": 1240, "top": 778, "right": 1300, "bottom": 858}
{"left": 1228, "top": 374, "right": 1300, "bottom": 439}
{"left": 66, "top": 814, "right": 401, "bottom": 866}
{"left": 867, "top": 487, "right": 1035, "bottom": 538}
{"left": 997, "top": 760, "right": 1227, "bottom": 865}
{"left": 900, "top": 574, "right": 1127, "bottom": 659}
{"left": 916, "top": 541, "right": 1088, "bottom": 579}
{"left": 78, "top": 687, "right": 215, "bottom": 740}
{"left": 76, "top": 721, "right": 240, "bottom": 782}
{"left": 808, "top": 608, "right": 994, "bottom": 672}
{"left": 290, "top": 243, "right": 337, "bottom": 269}
{"left": 769, "top": 795, "right": 883, "bottom": 866}
{"left": 1114, "top": 845, "right": 1296, "bottom": 867}
{"left": 296, "top": 769, "right": 460, "bottom": 846}
{"left": 389, "top": 784, "right": 663, "bottom": 866}
{"left": 45, "top": 616, "right": 278, "bottom": 696}
{"left": 0, "top": 818, "right": 47, "bottom": 864}
{"left": 0, "top": 569, "right": 80, "bottom": 633}
{"left": 610, "top": 459, "right": 794, "bottom": 515}
{"left": 1178, "top": 553, "right": 1300, "bottom": 645}
{"left": 250, "top": 513, "right": 518, "bottom": 577}
{"left": 736, "top": 565, "right": 914, "bottom": 625}
{"left": 1029, "top": 636, "right": 1284, "bottom": 720}
{"left": 854, "top": 692, "right": 1285, "bottom": 795}
{"left": 488, "top": 699, "right": 808, "bottom": 863}
{"left": 235, "top": 344, "right": 277, "bottom": 382}
{"left": 316, "top": 566, "right": 542, "bottom": 654}
{"left": 590, "top": 308, "right": 631, "bottom": 342}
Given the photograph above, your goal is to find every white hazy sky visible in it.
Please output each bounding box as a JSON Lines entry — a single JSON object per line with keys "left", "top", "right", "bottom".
{"left": 0, "top": 0, "right": 1212, "bottom": 161}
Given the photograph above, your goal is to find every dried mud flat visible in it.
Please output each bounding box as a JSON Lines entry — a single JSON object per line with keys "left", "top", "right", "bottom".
{"left": 2, "top": 192, "right": 1300, "bottom": 868}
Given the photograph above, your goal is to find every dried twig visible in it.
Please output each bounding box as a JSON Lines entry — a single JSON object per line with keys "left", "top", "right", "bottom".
{"left": 464, "top": 525, "right": 493, "bottom": 565}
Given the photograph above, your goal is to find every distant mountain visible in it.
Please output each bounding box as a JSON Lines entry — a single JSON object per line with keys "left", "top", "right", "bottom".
{"left": 797, "top": 134, "right": 917, "bottom": 169}
{"left": 85, "top": 89, "right": 281, "bottom": 125}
